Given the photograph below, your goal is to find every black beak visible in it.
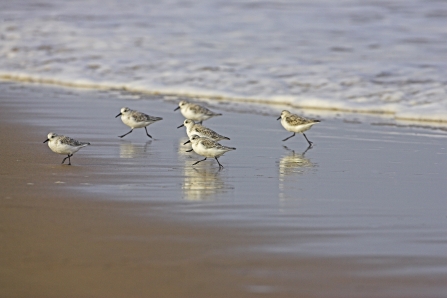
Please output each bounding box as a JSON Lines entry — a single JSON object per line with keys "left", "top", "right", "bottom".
{"left": 43, "top": 139, "right": 49, "bottom": 143}
{"left": 174, "top": 106, "right": 180, "bottom": 111}
{"left": 277, "top": 116, "right": 281, "bottom": 120}
{"left": 115, "top": 113, "right": 122, "bottom": 118}
{"left": 177, "top": 124, "right": 184, "bottom": 129}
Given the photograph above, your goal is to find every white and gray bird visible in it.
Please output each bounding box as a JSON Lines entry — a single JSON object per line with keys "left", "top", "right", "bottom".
{"left": 174, "top": 100, "right": 222, "bottom": 124}
{"left": 43, "top": 132, "right": 90, "bottom": 165}
{"left": 187, "top": 135, "right": 235, "bottom": 168}
{"left": 277, "top": 110, "right": 320, "bottom": 147}
{"left": 116, "top": 107, "right": 163, "bottom": 139}
{"left": 177, "top": 119, "right": 230, "bottom": 145}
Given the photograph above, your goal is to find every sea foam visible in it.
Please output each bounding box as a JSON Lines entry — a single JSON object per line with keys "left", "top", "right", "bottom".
{"left": 1, "top": 0, "right": 447, "bottom": 123}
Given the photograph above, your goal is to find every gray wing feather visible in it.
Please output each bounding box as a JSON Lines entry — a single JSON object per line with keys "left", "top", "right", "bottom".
{"left": 286, "top": 114, "right": 318, "bottom": 126}
{"left": 195, "top": 126, "right": 229, "bottom": 140}
{"left": 190, "top": 104, "right": 221, "bottom": 116}
{"left": 201, "top": 139, "right": 235, "bottom": 151}
{"left": 59, "top": 136, "right": 90, "bottom": 146}
{"left": 132, "top": 111, "right": 163, "bottom": 122}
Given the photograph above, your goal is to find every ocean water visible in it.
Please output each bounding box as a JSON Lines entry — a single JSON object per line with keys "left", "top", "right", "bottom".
{"left": 1, "top": 0, "right": 447, "bottom": 123}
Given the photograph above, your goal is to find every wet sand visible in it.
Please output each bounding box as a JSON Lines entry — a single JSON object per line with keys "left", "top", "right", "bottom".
{"left": 1, "top": 81, "right": 447, "bottom": 298}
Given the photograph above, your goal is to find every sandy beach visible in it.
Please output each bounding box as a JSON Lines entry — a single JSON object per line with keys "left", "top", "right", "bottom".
{"left": 1, "top": 81, "right": 447, "bottom": 298}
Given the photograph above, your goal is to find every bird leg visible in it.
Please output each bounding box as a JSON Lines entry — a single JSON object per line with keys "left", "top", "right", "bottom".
{"left": 282, "top": 132, "right": 296, "bottom": 142}
{"left": 215, "top": 157, "right": 224, "bottom": 168}
{"left": 303, "top": 133, "right": 313, "bottom": 147}
{"left": 193, "top": 157, "right": 207, "bottom": 165}
{"left": 144, "top": 127, "right": 153, "bottom": 139}
{"left": 62, "top": 154, "right": 73, "bottom": 165}
{"left": 118, "top": 129, "right": 133, "bottom": 138}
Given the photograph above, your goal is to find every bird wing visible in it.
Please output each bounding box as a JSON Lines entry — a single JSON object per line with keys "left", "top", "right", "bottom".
{"left": 189, "top": 104, "right": 209, "bottom": 114}
{"left": 200, "top": 138, "right": 218, "bottom": 149}
{"left": 200, "top": 138, "right": 234, "bottom": 151}
{"left": 59, "top": 136, "right": 87, "bottom": 146}
{"left": 286, "top": 114, "right": 314, "bottom": 126}
{"left": 195, "top": 126, "right": 222, "bottom": 139}
{"left": 132, "top": 111, "right": 162, "bottom": 122}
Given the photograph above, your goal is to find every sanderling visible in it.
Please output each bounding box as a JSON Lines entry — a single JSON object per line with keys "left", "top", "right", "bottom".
{"left": 277, "top": 110, "right": 320, "bottom": 147}
{"left": 177, "top": 119, "right": 230, "bottom": 145}
{"left": 174, "top": 100, "right": 222, "bottom": 124}
{"left": 116, "top": 107, "right": 163, "bottom": 139}
{"left": 43, "top": 132, "right": 90, "bottom": 165}
{"left": 187, "top": 135, "right": 235, "bottom": 168}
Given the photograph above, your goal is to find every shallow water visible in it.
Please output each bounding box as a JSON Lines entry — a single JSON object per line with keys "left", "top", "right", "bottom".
{"left": 3, "top": 82, "right": 447, "bottom": 296}
{"left": 1, "top": 0, "right": 447, "bottom": 122}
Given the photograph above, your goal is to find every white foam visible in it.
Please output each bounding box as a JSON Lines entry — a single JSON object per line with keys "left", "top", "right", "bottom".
{"left": 1, "top": 0, "right": 447, "bottom": 124}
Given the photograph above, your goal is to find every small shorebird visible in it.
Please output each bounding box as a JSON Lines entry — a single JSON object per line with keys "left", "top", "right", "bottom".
{"left": 187, "top": 135, "right": 235, "bottom": 168}
{"left": 43, "top": 132, "right": 90, "bottom": 165}
{"left": 277, "top": 110, "right": 320, "bottom": 147}
{"left": 116, "top": 107, "right": 163, "bottom": 139}
{"left": 174, "top": 100, "right": 222, "bottom": 124}
{"left": 177, "top": 119, "right": 230, "bottom": 145}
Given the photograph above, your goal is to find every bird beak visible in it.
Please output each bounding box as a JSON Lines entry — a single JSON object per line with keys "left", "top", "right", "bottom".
{"left": 174, "top": 106, "right": 180, "bottom": 111}
{"left": 115, "top": 113, "right": 122, "bottom": 118}
{"left": 277, "top": 116, "right": 281, "bottom": 120}
{"left": 183, "top": 140, "right": 191, "bottom": 145}
{"left": 43, "top": 139, "right": 49, "bottom": 143}
{"left": 177, "top": 124, "right": 184, "bottom": 129}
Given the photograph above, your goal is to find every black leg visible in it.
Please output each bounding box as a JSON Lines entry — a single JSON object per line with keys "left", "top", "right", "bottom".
{"left": 193, "top": 157, "right": 207, "bottom": 165}
{"left": 61, "top": 155, "right": 69, "bottom": 164}
{"left": 183, "top": 140, "right": 191, "bottom": 145}
{"left": 119, "top": 129, "right": 133, "bottom": 138}
{"left": 198, "top": 121, "right": 203, "bottom": 124}
{"left": 144, "top": 127, "right": 153, "bottom": 139}
{"left": 61, "top": 154, "right": 73, "bottom": 165}
{"left": 215, "top": 157, "right": 224, "bottom": 168}
{"left": 186, "top": 149, "right": 193, "bottom": 152}
{"left": 303, "top": 133, "right": 313, "bottom": 147}
{"left": 282, "top": 132, "right": 295, "bottom": 142}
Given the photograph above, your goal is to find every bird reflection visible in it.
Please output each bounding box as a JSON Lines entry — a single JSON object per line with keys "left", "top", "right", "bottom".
{"left": 182, "top": 167, "right": 230, "bottom": 201}
{"left": 278, "top": 146, "right": 317, "bottom": 207}
{"left": 119, "top": 140, "right": 152, "bottom": 158}
{"left": 279, "top": 146, "right": 316, "bottom": 176}
{"left": 177, "top": 137, "right": 192, "bottom": 156}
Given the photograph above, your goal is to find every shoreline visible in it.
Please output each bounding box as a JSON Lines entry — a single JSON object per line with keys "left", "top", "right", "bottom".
{"left": 1, "top": 81, "right": 446, "bottom": 297}
{"left": 1, "top": 76, "right": 447, "bottom": 126}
